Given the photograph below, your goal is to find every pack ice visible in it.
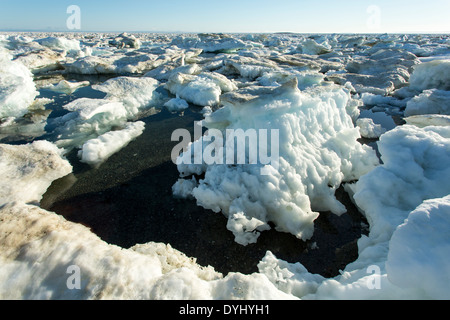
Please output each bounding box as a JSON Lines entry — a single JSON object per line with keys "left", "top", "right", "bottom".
{"left": 175, "top": 79, "right": 379, "bottom": 245}
{"left": 0, "top": 32, "right": 450, "bottom": 300}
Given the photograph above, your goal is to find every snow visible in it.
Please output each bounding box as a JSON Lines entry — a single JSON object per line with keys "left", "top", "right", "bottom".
{"left": 165, "top": 71, "right": 237, "bottom": 107}
{"left": 78, "top": 121, "right": 145, "bottom": 166}
{"left": 164, "top": 96, "right": 189, "bottom": 113}
{"left": 91, "top": 76, "right": 161, "bottom": 116}
{"left": 175, "top": 79, "right": 379, "bottom": 245}
{"left": 43, "top": 80, "right": 90, "bottom": 95}
{"left": 404, "top": 89, "right": 450, "bottom": 117}
{"left": 0, "top": 140, "right": 72, "bottom": 206}
{"left": 356, "top": 118, "right": 386, "bottom": 139}
{"left": 1, "top": 31, "right": 450, "bottom": 300}
{"left": 405, "top": 114, "right": 450, "bottom": 128}
{"left": 0, "top": 48, "right": 38, "bottom": 120}
{"left": 386, "top": 195, "right": 450, "bottom": 299}
{"left": 409, "top": 60, "right": 450, "bottom": 91}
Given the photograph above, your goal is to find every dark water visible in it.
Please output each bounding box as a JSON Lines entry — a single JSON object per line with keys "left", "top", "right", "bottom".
{"left": 0, "top": 72, "right": 369, "bottom": 277}
{"left": 39, "top": 101, "right": 369, "bottom": 278}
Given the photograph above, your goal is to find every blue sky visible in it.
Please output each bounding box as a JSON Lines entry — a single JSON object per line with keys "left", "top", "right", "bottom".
{"left": 0, "top": 0, "right": 449, "bottom": 33}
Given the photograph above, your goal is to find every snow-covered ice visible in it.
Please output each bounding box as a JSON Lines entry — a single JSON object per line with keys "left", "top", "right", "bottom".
{"left": 78, "top": 121, "right": 145, "bottom": 166}
{"left": 0, "top": 140, "right": 72, "bottom": 205}
{"left": 1, "top": 31, "right": 450, "bottom": 300}
{"left": 164, "top": 96, "right": 189, "bottom": 112}
{"left": 43, "top": 80, "right": 90, "bottom": 95}
{"left": 175, "top": 79, "right": 379, "bottom": 244}
{"left": 0, "top": 48, "right": 38, "bottom": 120}
{"left": 404, "top": 89, "right": 450, "bottom": 116}
{"left": 409, "top": 60, "right": 450, "bottom": 91}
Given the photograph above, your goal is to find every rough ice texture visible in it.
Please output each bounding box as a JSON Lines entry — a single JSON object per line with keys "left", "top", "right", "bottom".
{"left": 405, "top": 114, "right": 450, "bottom": 128}
{"left": 356, "top": 118, "right": 386, "bottom": 139}
{"left": 0, "top": 141, "right": 72, "bottom": 205}
{"left": 257, "top": 125, "right": 450, "bottom": 300}
{"left": 0, "top": 49, "right": 38, "bottom": 119}
{"left": 164, "top": 96, "right": 189, "bottom": 112}
{"left": 386, "top": 195, "right": 450, "bottom": 299}
{"left": 78, "top": 121, "right": 145, "bottom": 166}
{"left": 175, "top": 79, "right": 379, "bottom": 245}
{"left": 52, "top": 98, "right": 129, "bottom": 150}
{"left": 409, "top": 60, "right": 450, "bottom": 91}
{"left": 52, "top": 76, "right": 161, "bottom": 151}
{"left": 37, "top": 37, "right": 81, "bottom": 55}
{"left": 43, "top": 80, "right": 90, "bottom": 95}
{"left": 2, "top": 32, "right": 450, "bottom": 300}
{"left": 91, "top": 76, "right": 161, "bottom": 116}
{"left": 0, "top": 201, "right": 296, "bottom": 300}
{"left": 165, "top": 71, "right": 237, "bottom": 106}
{"left": 404, "top": 89, "right": 450, "bottom": 117}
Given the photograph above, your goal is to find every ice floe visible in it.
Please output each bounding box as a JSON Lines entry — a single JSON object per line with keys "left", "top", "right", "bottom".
{"left": 175, "top": 79, "right": 379, "bottom": 245}
{"left": 78, "top": 121, "right": 145, "bottom": 166}
{"left": 0, "top": 48, "right": 38, "bottom": 120}
{"left": 0, "top": 140, "right": 72, "bottom": 205}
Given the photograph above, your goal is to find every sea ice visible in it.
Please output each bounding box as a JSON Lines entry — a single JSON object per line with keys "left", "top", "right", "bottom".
{"left": 386, "top": 195, "right": 450, "bottom": 299}
{"left": 13, "top": 48, "right": 66, "bottom": 74}
{"left": 175, "top": 79, "right": 379, "bottom": 244}
{"left": 404, "top": 114, "right": 450, "bottom": 128}
{"left": 409, "top": 60, "right": 450, "bottom": 91}
{"left": 78, "top": 121, "right": 145, "bottom": 166}
{"left": 2, "top": 31, "right": 450, "bottom": 300}
{"left": 165, "top": 71, "right": 237, "bottom": 107}
{"left": 0, "top": 140, "right": 72, "bottom": 205}
{"left": 36, "top": 36, "right": 82, "bottom": 56}
{"left": 43, "top": 80, "right": 90, "bottom": 95}
{"left": 164, "top": 96, "right": 189, "bottom": 113}
{"left": 404, "top": 89, "right": 450, "bottom": 117}
{"left": 260, "top": 124, "right": 450, "bottom": 299}
{"left": 51, "top": 98, "right": 129, "bottom": 150}
{"left": 356, "top": 118, "right": 386, "bottom": 139}
{"left": 91, "top": 76, "right": 161, "bottom": 116}
{"left": 0, "top": 48, "right": 38, "bottom": 120}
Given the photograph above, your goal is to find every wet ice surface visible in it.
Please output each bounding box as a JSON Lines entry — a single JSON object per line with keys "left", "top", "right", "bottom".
{"left": 1, "top": 32, "right": 450, "bottom": 299}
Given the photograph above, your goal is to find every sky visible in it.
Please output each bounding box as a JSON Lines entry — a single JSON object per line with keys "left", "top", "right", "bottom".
{"left": 0, "top": 0, "right": 449, "bottom": 34}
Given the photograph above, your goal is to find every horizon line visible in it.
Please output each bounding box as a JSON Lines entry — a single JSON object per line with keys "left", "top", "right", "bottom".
{"left": 1, "top": 29, "right": 449, "bottom": 35}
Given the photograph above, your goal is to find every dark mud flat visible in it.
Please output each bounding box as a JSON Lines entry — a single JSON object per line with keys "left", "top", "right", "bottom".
{"left": 42, "top": 107, "right": 369, "bottom": 278}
